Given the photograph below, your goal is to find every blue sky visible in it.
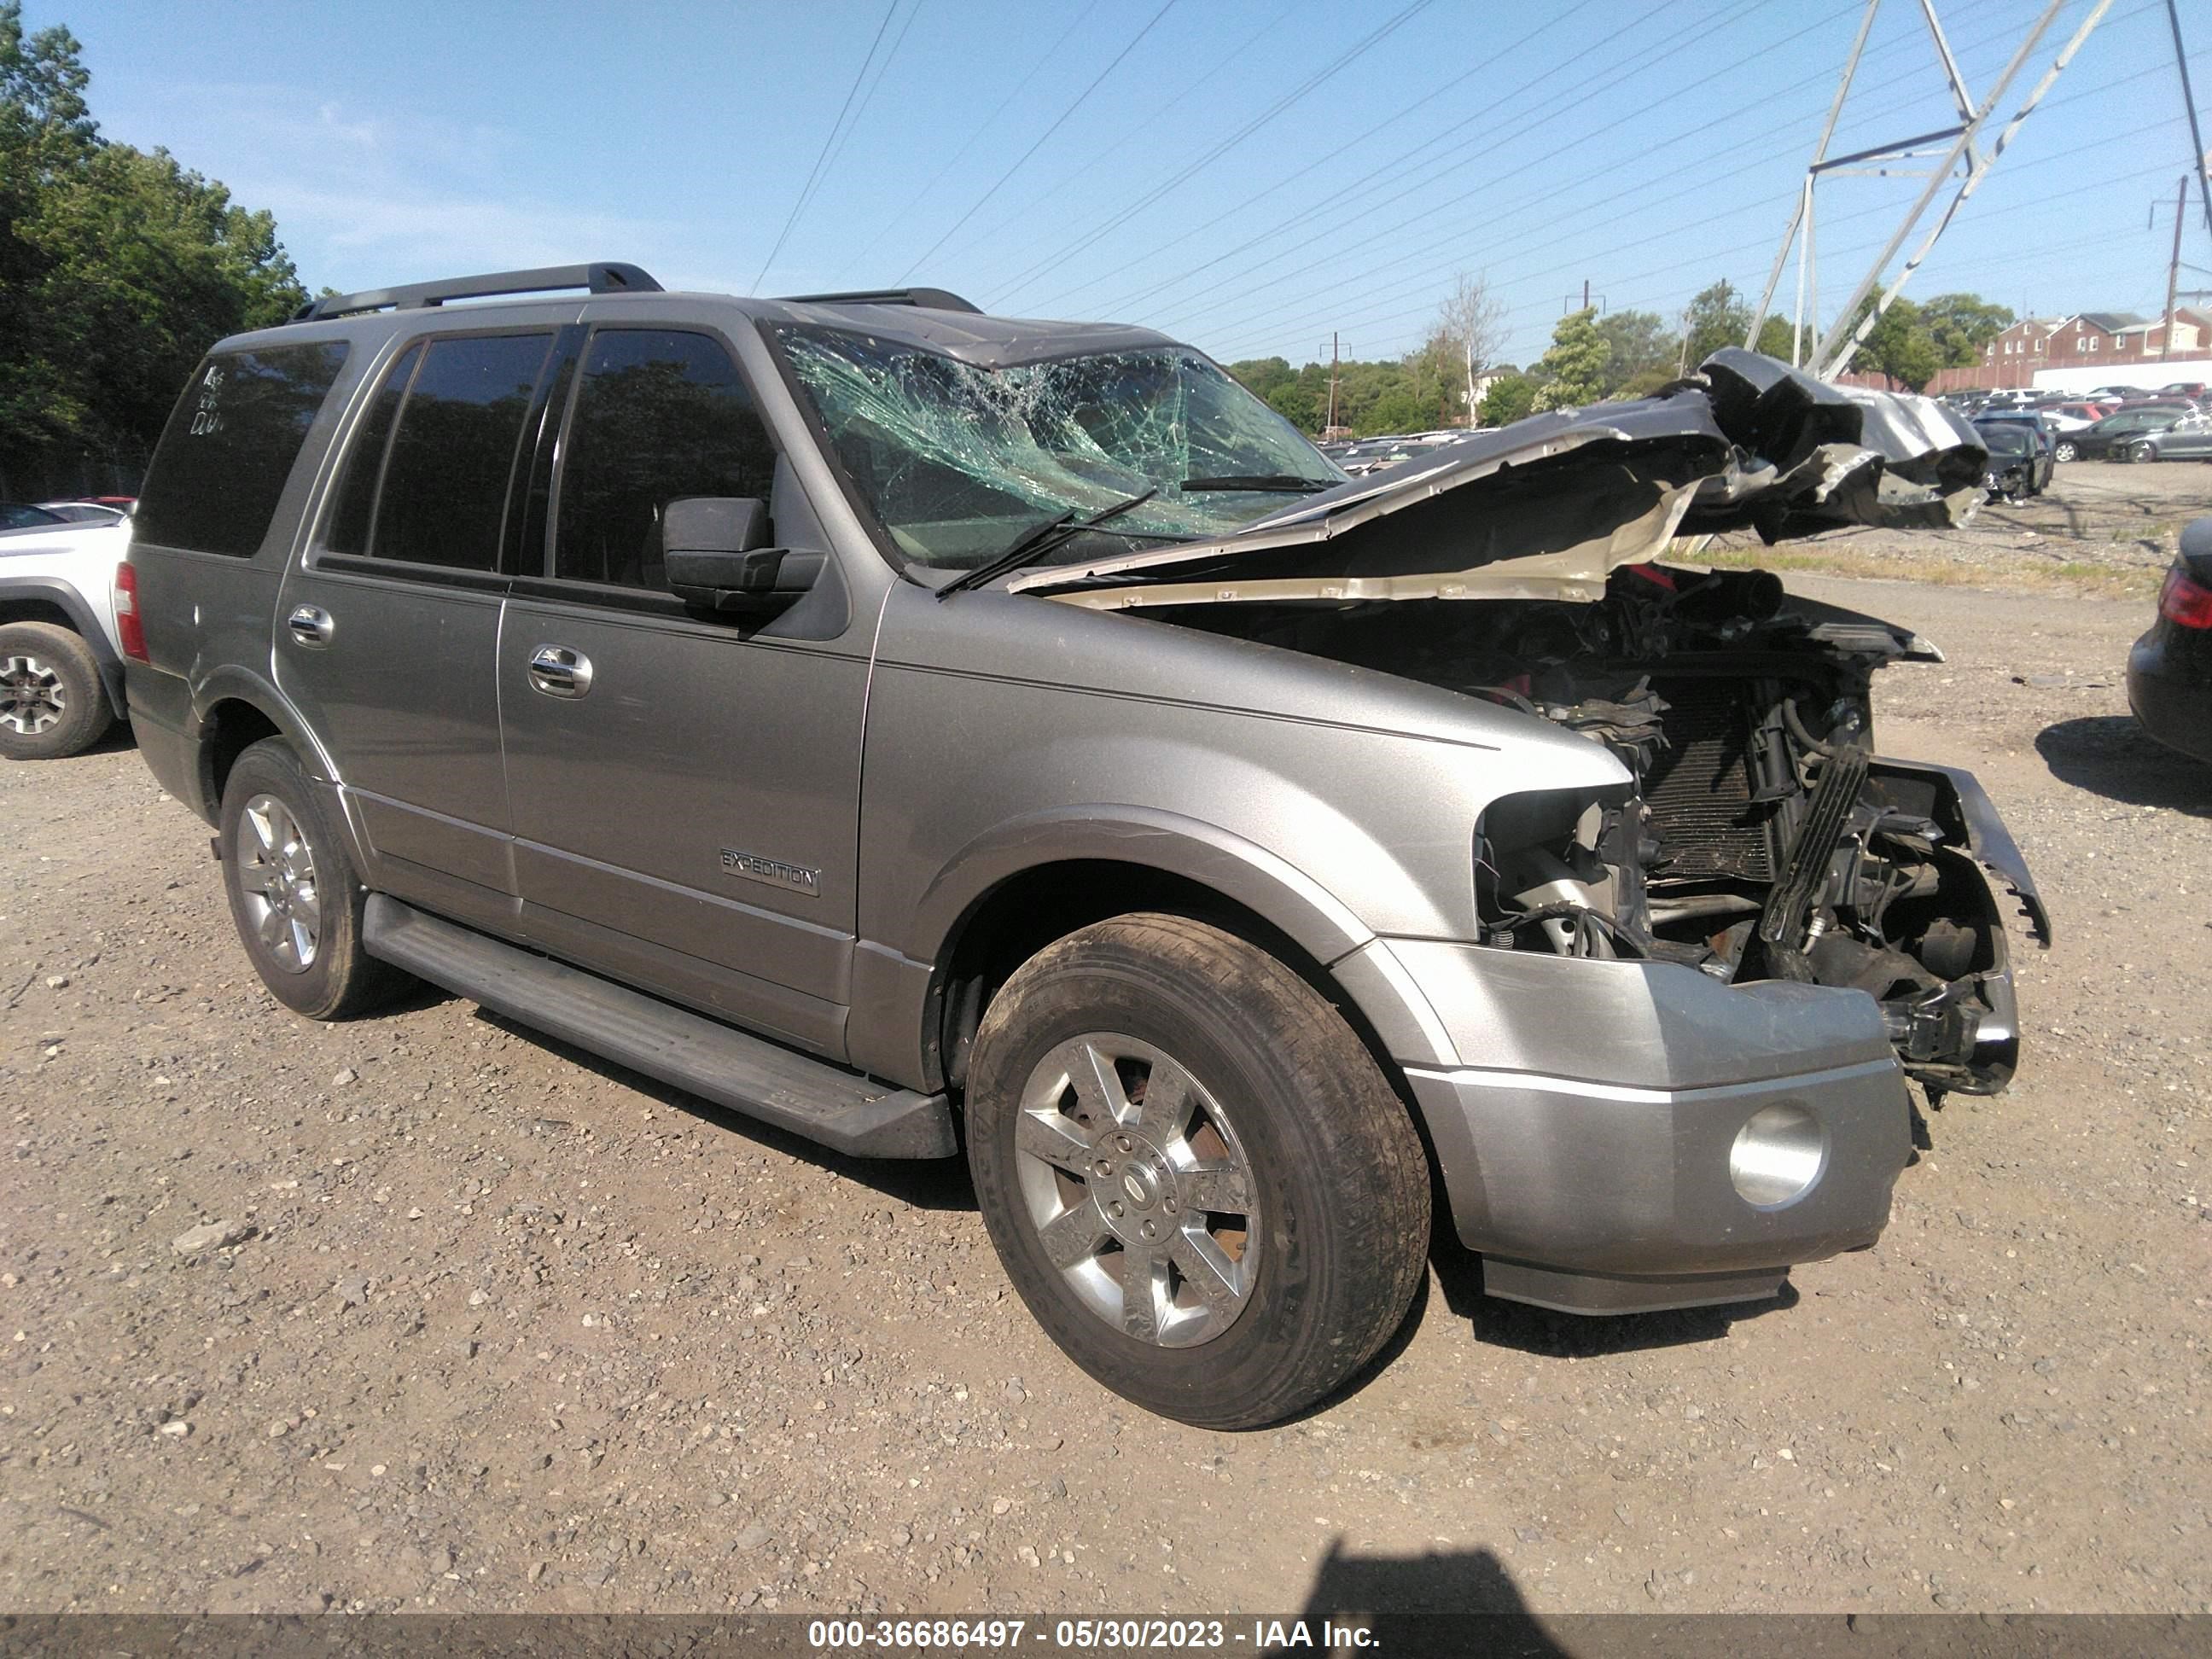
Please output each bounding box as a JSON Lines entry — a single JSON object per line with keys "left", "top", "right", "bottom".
{"left": 50, "top": 0, "right": 2212, "bottom": 370}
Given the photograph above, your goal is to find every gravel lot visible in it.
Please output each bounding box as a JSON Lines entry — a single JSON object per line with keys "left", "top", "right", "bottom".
{"left": 3, "top": 509, "right": 2207, "bottom": 1615}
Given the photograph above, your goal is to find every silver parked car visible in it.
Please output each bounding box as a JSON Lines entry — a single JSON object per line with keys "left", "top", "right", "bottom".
{"left": 119, "top": 266, "right": 2042, "bottom": 1427}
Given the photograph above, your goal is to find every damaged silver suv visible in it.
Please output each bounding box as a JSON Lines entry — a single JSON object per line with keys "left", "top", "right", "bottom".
{"left": 120, "top": 265, "right": 2046, "bottom": 1428}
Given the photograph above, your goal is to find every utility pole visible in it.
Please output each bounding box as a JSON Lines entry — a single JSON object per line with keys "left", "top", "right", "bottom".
{"left": 1326, "top": 333, "right": 1340, "bottom": 436}
{"left": 2164, "top": 173, "right": 2187, "bottom": 361}
{"left": 2167, "top": 0, "right": 2212, "bottom": 242}
{"left": 1582, "top": 277, "right": 1591, "bottom": 312}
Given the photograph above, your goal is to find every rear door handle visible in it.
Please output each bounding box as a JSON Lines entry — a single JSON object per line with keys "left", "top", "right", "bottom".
{"left": 286, "top": 605, "right": 334, "bottom": 647}
{"left": 528, "top": 644, "right": 593, "bottom": 699}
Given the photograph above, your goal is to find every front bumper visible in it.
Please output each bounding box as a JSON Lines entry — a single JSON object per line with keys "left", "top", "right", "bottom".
{"left": 1405, "top": 1051, "right": 1911, "bottom": 1314}
{"left": 1373, "top": 942, "right": 1918, "bottom": 1315}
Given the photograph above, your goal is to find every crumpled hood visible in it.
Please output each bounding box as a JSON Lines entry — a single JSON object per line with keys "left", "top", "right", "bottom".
{"left": 1010, "top": 347, "right": 1986, "bottom": 608}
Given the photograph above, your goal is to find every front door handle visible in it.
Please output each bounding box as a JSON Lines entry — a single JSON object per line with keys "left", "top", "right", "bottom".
{"left": 286, "top": 605, "right": 334, "bottom": 648}
{"left": 528, "top": 644, "right": 593, "bottom": 699}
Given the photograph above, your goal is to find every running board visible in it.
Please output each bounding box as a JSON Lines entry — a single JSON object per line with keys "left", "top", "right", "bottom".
{"left": 362, "top": 895, "right": 957, "bottom": 1159}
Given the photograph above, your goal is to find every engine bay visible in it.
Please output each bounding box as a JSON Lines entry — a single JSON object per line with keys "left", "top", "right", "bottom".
{"left": 1160, "top": 562, "right": 2040, "bottom": 1095}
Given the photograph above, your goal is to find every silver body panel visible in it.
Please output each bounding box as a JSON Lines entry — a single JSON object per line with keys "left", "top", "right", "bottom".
{"left": 121, "top": 291, "right": 2029, "bottom": 1313}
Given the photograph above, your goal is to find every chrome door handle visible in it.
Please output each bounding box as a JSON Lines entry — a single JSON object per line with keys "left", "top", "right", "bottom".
{"left": 528, "top": 644, "right": 593, "bottom": 699}
{"left": 286, "top": 605, "right": 334, "bottom": 648}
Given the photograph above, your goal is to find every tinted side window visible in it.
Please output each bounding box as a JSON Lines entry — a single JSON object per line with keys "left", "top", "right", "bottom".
{"left": 365, "top": 333, "right": 553, "bottom": 571}
{"left": 137, "top": 341, "right": 350, "bottom": 556}
{"left": 554, "top": 329, "right": 777, "bottom": 588}
{"left": 324, "top": 341, "right": 422, "bottom": 556}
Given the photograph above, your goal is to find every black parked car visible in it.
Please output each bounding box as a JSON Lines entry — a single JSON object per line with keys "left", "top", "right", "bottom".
{"left": 1972, "top": 419, "right": 2053, "bottom": 499}
{"left": 2128, "top": 516, "right": 2212, "bottom": 764}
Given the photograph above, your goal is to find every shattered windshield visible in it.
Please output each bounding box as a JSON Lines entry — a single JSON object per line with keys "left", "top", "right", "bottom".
{"left": 776, "top": 327, "right": 1342, "bottom": 570}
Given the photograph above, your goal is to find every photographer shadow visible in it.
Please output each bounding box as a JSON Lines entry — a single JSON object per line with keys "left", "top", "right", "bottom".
{"left": 1292, "top": 1538, "right": 1573, "bottom": 1656}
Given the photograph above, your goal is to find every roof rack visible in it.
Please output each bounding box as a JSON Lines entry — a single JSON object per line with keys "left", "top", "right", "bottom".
{"left": 777, "top": 287, "right": 981, "bottom": 314}
{"left": 293, "top": 262, "right": 662, "bottom": 323}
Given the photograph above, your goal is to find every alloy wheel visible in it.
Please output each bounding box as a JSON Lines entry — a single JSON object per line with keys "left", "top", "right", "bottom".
{"left": 236, "top": 794, "right": 323, "bottom": 972}
{"left": 1012, "top": 1033, "right": 1259, "bottom": 1348}
{"left": 0, "top": 654, "right": 66, "bottom": 736}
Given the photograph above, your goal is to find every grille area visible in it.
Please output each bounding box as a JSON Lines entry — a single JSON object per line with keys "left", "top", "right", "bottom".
{"left": 1643, "top": 678, "right": 1778, "bottom": 882}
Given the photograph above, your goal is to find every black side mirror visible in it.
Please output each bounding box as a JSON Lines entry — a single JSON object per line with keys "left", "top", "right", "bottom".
{"left": 662, "top": 497, "right": 824, "bottom": 614}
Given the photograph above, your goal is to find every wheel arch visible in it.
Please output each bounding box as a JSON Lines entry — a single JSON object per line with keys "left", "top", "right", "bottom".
{"left": 188, "top": 672, "right": 354, "bottom": 854}
{"left": 910, "top": 822, "right": 1452, "bottom": 1130}
{"left": 0, "top": 576, "right": 126, "bottom": 717}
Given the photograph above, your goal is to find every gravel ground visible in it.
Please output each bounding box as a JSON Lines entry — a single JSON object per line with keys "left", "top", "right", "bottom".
{"left": 1, "top": 561, "right": 2206, "bottom": 1618}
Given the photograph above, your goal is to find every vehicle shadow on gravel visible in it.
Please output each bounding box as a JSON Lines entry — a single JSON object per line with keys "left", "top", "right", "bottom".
{"left": 468, "top": 1006, "right": 979, "bottom": 1213}
{"left": 2035, "top": 716, "right": 2212, "bottom": 818}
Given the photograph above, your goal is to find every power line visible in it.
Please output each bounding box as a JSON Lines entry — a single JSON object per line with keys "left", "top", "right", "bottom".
{"left": 927, "top": 0, "right": 1307, "bottom": 287}
{"left": 898, "top": 0, "right": 1182, "bottom": 284}
{"left": 845, "top": 0, "right": 1107, "bottom": 273}
{"left": 984, "top": 0, "right": 1438, "bottom": 303}
{"left": 1107, "top": 0, "right": 1815, "bottom": 333}
{"left": 1020, "top": 0, "right": 1620, "bottom": 317}
{"left": 1210, "top": 84, "right": 2178, "bottom": 363}
{"left": 1298, "top": 123, "right": 2196, "bottom": 369}
{"left": 806, "top": 0, "right": 929, "bottom": 220}
{"left": 1142, "top": 0, "right": 1842, "bottom": 339}
{"left": 753, "top": 0, "right": 902, "bottom": 293}
{"left": 1184, "top": 0, "right": 2094, "bottom": 356}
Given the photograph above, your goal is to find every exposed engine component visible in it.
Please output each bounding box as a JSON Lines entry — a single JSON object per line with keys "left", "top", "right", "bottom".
{"left": 1161, "top": 562, "right": 2030, "bottom": 1092}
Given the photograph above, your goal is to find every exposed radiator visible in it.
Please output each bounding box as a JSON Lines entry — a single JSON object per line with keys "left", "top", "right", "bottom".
{"left": 1643, "top": 678, "right": 1778, "bottom": 882}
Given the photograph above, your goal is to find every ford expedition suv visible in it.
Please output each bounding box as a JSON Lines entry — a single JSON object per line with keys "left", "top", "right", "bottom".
{"left": 121, "top": 264, "right": 2046, "bottom": 1428}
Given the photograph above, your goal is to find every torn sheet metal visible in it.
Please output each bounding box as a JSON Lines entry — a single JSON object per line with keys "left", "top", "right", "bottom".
{"left": 1011, "top": 349, "right": 1987, "bottom": 608}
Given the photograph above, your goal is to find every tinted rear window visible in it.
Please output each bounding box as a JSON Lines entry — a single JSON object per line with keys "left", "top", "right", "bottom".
{"left": 136, "top": 341, "right": 350, "bottom": 556}
{"left": 348, "top": 332, "right": 552, "bottom": 571}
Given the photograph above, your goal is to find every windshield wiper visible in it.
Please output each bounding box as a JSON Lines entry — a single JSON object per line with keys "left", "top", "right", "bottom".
{"left": 935, "top": 488, "right": 1160, "bottom": 599}
{"left": 1179, "top": 474, "right": 1335, "bottom": 493}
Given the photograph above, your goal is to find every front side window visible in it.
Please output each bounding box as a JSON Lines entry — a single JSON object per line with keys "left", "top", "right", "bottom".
{"left": 553, "top": 329, "right": 777, "bottom": 588}
{"left": 137, "top": 341, "right": 350, "bottom": 557}
{"left": 329, "top": 332, "right": 553, "bottom": 571}
{"left": 775, "top": 328, "right": 1342, "bottom": 569}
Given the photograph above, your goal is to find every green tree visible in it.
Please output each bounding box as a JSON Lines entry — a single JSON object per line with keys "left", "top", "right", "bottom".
{"left": 1264, "top": 382, "right": 1319, "bottom": 431}
{"left": 1842, "top": 295, "right": 1944, "bottom": 392}
{"left": 1592, "top": 309, "right": 1674, "bottom": 397}
{"left": 1532, "top": 308, "right": 1608, "bottom": 411}
{"left": 1918, "top": 293, "right": 2014, "bottom": 367}
{"left": 1477, "top": 373, "right": 1536, "bottom": 426}
{"left": 1754, "top": 314, "right": 1802, "bottom": 361}
{"left": 0, "top": 2, "right": 306, "bottom": 495}
{"left": 1678, "top": 279, "right": 1751, "bottom": 371}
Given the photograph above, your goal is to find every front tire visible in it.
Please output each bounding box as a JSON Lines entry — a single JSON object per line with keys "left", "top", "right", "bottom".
{"left": 966, "top": 913, "right": 1430, "bottom": 1429}
{"left": 2129, "top": 439, "right": 2158, "bottom": 464}
{"left": 218, "top": 737, "right": 409, "bottom": 1020}
{"left": 2053, "top": 439, "right": 2076, "bottom": 462}
{"left": 0, "top": 621, "right": 112, "bottom": 760}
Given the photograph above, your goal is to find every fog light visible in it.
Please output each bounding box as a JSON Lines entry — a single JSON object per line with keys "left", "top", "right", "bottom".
{"left": 1729, "top": 1104, "right": 1826, "bottom": 1208}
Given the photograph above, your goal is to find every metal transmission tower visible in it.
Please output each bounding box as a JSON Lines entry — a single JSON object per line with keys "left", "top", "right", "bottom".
{"left": 1744, "top": 0, "right": 2111, "bottom": 381}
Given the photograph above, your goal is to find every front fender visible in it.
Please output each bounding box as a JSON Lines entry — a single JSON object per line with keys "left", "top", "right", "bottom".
{"left": 912, "top": 804, "right": 1377, "bottom": 971}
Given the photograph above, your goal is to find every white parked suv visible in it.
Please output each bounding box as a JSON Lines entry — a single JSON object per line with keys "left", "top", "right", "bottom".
{"left": 0, "top": 509, "right": 134, "bottom": 759}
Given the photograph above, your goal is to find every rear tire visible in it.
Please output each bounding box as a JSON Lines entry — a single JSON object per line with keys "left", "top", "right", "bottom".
{"left": 0, "top": 621, "right": 111, "bottom": 760}
{"left": 2128, "top": 439, "right": 2158, "bottom": 464}
{"left": 966, "top": 912, "right": 1430, "bottom": 1429}
{"left": 218, "top": 737, "right": 410, "bottom": 1020}
{"left": 2053, "top": 440, "right": 2076, "bottom": 463}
